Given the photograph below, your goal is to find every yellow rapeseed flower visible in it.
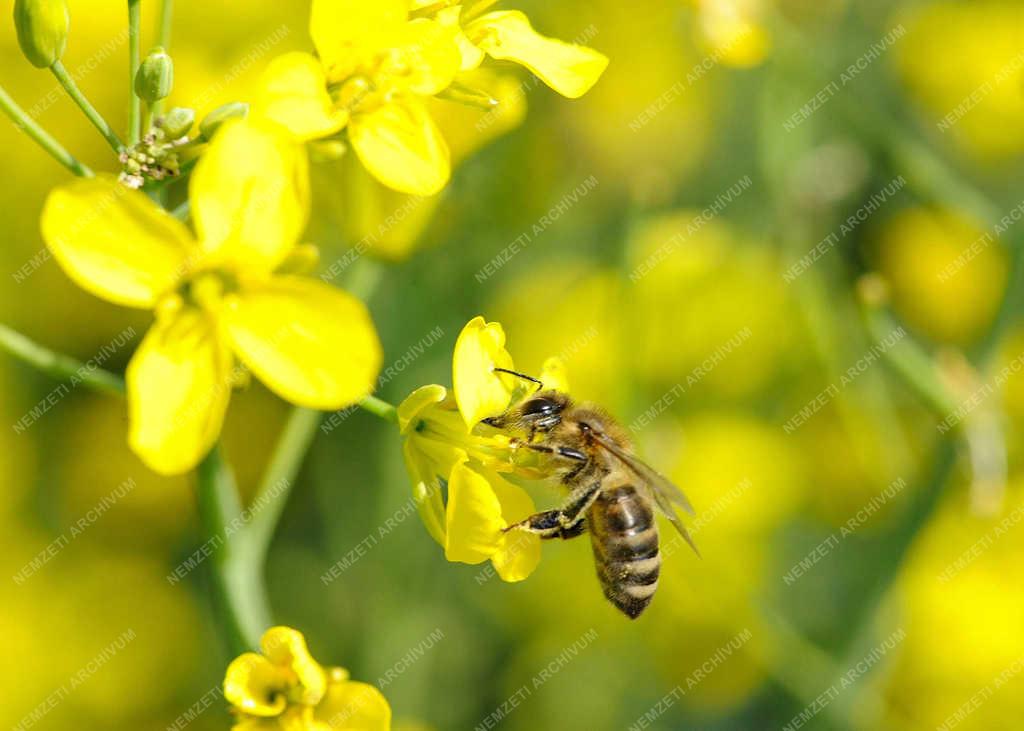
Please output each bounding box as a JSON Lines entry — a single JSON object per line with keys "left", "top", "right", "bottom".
{"left": 40, "top": 119, "right": 382, "bottom": 474}
{"left": 417, "top": 0, "right": 610, "bottom": 99}
{"left": 255, "top": 0, "right": 607, "bottom": 196}
{"left": 399, "top": 316, "right": 573, "bottom": 582}
{"left": 224, "top": 626, "right": 390, "bottom": 731}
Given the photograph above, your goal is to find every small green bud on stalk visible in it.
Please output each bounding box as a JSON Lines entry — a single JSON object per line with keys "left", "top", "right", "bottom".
{"left": 160, "top": 107, "right": 195, "bottom": 139}
{"left": 135, "top": 46, "right": 173, "bottom": 104}
{"left": 13, "top": 0, "right": 69, "bottom": 69}
{"left": 199, "top": 102, "right": 249, "bottom": 140}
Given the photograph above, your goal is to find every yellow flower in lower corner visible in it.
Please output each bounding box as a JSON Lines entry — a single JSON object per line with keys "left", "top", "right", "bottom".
{"left": 225, "top": 626, "right": 390, "bottom": 731}
{"left": 41, "top": 119, "right": 382, "bottom": 475}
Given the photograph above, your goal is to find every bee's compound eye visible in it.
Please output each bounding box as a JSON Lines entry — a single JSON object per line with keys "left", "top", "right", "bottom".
{"left": 522, "top": 398, "right": 558, "bottom": 418}
{"left": 578, "top": 422, "right": 591, "bottom": 433}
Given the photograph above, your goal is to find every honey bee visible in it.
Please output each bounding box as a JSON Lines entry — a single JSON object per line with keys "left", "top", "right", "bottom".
{"left": 482, "top": 369, "right": 698, "bottom": 619}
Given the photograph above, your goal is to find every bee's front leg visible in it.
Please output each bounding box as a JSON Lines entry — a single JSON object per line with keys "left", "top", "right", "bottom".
{"left": 504, "top": 481, "right": 601, "bottom": 540}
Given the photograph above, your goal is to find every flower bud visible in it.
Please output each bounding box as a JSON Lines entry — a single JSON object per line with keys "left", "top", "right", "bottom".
{"left": 13, "top": 0, "right": 69, "bottom": 69}
{"left": 160, "top": 106, "right": 195, "bottom": 139}
{"left": 199, "top": 102, "right": 249, "bottom": 140}
{"left": 135, "top": 46, "right": 174, "bottom": 104}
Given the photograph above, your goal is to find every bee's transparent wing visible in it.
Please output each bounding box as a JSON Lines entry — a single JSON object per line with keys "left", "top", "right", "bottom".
{"left": 592, "top": 432, "right": 700, "bottom": 556}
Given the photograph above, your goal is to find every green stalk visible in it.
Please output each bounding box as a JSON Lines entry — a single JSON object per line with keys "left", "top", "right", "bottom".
{"left": 152, "top": 0, "right": 174, "bottom": 118}
{"left": 0, "top": 323, "right": 123, "bottom": 396}
{"left": 128, "top": 0, "right": 142, "bottom": 144}
{"left": 196, "top": 446, "right": 272, "bottom": 654}
{"left": 245, "top": 407, "right": 323, "bottom": 565}
{"left": 358, "top": 395, "right": 398, "bottom": 423}
{"left": 856, "top": 296, "right": 960, "bottom": 420}
{"left": 0, "top": 84, "right": 93, "bottom": 177}
{"left": 50, "top": 61, "right": 123, "bottom": 152}
{"left": 157, "top": 0, "right": 174, "bottom": 48}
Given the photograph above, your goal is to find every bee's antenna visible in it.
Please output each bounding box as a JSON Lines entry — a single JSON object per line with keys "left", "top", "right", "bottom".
{"left": 493, "top": 367, "right": 544, "bottom": 393}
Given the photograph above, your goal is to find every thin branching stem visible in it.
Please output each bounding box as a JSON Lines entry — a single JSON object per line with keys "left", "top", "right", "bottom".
{"left": 0, "top": 85, "right": 94, "bottom": 177}
{"left": 51, "top": 61, "right": 123, "bottom": 152}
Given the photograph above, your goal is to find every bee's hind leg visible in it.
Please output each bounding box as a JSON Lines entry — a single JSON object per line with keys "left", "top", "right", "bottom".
{"left": 504, "top": 481, "right": 601, "bottom": 540}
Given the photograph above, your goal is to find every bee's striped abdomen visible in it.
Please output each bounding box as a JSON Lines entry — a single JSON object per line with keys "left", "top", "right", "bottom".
{"left": 588, "top": 484, "right": 660, "bottom": 619}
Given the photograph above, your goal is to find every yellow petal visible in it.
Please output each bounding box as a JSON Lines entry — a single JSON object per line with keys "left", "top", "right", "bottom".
{"left": 387, "top": 18, "right": 462, "bottom": 95}
{"left": 126, "top": 307, "right": 232, "bottom": 475}
{"left": 223, "top": 275, "right": 382, "bottom": 410}
{"left": 255, "top": 52, "right": 348, "bottom": 141}
{"left": 397, "top": 384, "right": 448, "bottom": 433}
{"left": 261, "top": 627, "right": 327, "bottom": 706}
{"left": 402, "top": 438, "right": 448, "bottom": 546}
{"left": 315, "top": 680, "right": 391, "bottom": 731}
{"left": 190, "top": 118, "right": 309, "bottom": 273}
{"left": 488, "top": 472, "right": 541, "bottom": 582}
{"left": 223, "top": 653, "right": 289, "bottom": 717}
{"left": 452, "top": 316, "right": 515, "bottom": 428}
{"left": 466, "top": 10, "right": 609, "bottom": 98}
{"left": 40, "top": 175, "right": 193, "bottom": 308}
{"left": 310, "top": 0, "right": 408, "bottom": 77}
{"left": 539, "top": 356, "right": 570, "bottom": 392}
{"left": 349, "top": 98, "right": 450, "bottom": 195}
{"left": 437, "top": 6, "right": 485, "bottom": 71}
{"left": 444, "top": 460, "right": 504, "bottom": 564}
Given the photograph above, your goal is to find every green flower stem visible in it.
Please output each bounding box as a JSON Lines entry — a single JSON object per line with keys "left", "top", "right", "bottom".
{"left": 151, "top": 0, "right": 174, "bottom": 118}
{"left": 50, "top": 61, "right": 124, "bottom": 152}
{"left": 0, "top": 323, "right": 124, "bottom": 396}
{"left": 358, "top": 395, "right": 399, "bottom": 424}
{"left": 157, "top": 0, "right": 174, "bottom": 48}
{"left": 196, "top": 445, "right": 272, "bottom": 654}
{"left": 245, "top": 407, "right": 323, "bottom": 565}
{"left": 198, "top": 255, "right": 393, "bottom": 656}
{"left": 856, "top": 292, "right": 960, "bottom": 421}
{"left": 128, "top": 0, "right": 142, "bottom": 144}
{"left": 0, "top": 84, "right": 94, "bottom": 177}
{"left": 150, "top": 0, "right": 175, "bottom": 116}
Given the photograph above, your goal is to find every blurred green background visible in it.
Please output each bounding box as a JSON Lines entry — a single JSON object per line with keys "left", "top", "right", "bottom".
{"left": 4, "top": 1, "right": 1024, "bottom": 730}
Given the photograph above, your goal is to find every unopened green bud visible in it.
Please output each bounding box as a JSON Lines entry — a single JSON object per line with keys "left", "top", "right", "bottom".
{"left": 13, "top": 0, "right": 68, "bottom": 68}
{"left": 160, "top": 107, "right": 195, "bottom": 139}
{"left": 135, "top": 46, "right": 173, "bottom": 104}
{"left": 199, "top": 102, "right": 249, "bottom": 140}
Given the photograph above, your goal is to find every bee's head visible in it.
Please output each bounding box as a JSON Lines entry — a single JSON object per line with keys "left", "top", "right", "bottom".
{"left": 482, "top": 390, "right": 569, "bottom": 433}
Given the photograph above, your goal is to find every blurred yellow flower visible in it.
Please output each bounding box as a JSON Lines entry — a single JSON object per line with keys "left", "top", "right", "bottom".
{"left": 225, "top": 626, "right": 390, "bottom": 731}
{"left": 885, "top": 487, "right": 1024, "bottom": 730}
{"left": 41, "top": 119, "right": 382, "bottom": 474}
{"left": 255, "top": 0, "right": 606, "bottom": 196}
{"left": 397, "top": 316, "right": 570, "bottom": 581}
{"left": 691, "top": 0, "right": 771, "bottom": 68}
{"left": 871, "top": 206, "right": 1007, "bottom": 345}
{"left": 895, "top": 1, "right": 1024, "bottom": 161}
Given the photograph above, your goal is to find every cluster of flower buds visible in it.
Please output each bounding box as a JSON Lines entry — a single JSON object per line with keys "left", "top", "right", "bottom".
{"left": 117, "top": 123, "right": 183, "bottom": 188}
